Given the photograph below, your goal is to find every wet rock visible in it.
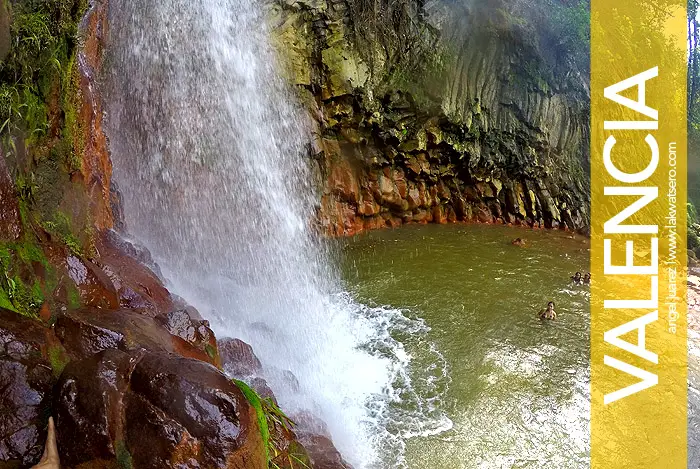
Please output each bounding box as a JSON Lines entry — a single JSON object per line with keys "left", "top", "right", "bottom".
{"left": 357, "top": 191, "right": 380, "bottom": 217}
{"left": 78, "top": 0, "right": 117, "bottom": 231}
{"left": 95, "top": 230, "right": 174, "bottom": 316}
{"left": 377, "top": 174, "right": 402, "bottom": 208}
{"left": 219, "top": 338, "right": 263, "bottom": 378}
{"left": 54, "top": 350, "right": 266, "bottom": 469}
{"left": 0, "top": 151, "right": 22, "bottom": 241}
{"left": 0, "top": 308, "right": 54, "bottom": 467}
{"left": 250, "top": 377, "right": 277, "bottom": 402}
{"left": 297, "top": 433, "right": 353, "bottom": 469}
{"left": 44, "top": 243, "right": 119, "bottom": 310}
{"left": 269, "top": 0, "right": 590, "bottom": 237}
{"left": 328, "top": 155, "right": 360, "bottom": 205}
{"left": 53, "top": 349, "right": 133, "bottom": 467}
{"left": 54, "top": 308, "right": 216, "bottom": 366}
{"left": 155, "top": 309, "right": 217, "bottom": 359}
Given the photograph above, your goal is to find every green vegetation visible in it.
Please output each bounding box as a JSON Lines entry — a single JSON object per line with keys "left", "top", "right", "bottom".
{"left": 0, "top": 237, "right": 50, "bottom": 317}
{"left": 0, "top": 0, "right": 96, "bottom": 317}
{"left": 48, "top": 343, "right": 69, "bottom": 377}
{"left": 234, "top": 379, "right": 270, "bottom": 451}
{"left": 204, "top": 343, "right": 217, "bottom": 360}
{"left": 41, "top": 210, "right": 83, "bottom": 255}
{"left": 1, "top": 0, "right": 86, "bottom": 147}
{"left": 115, "top": 440, "right": 134, "bottom": 469}
{"left": 233, "top": 379, "right": 309, "bottom": 469}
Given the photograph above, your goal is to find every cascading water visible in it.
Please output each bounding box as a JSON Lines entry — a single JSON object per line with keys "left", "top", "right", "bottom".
{"left": 102, "top": 0, "right": 450, "bottom": 467}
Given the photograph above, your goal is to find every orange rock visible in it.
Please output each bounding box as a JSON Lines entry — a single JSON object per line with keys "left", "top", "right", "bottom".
{"left": 328, "top": 158, "right": 360, "bottom": 204}
{"left": 77, "top": 0, "right": 115, "bottom": 231}
{"left": 95, "top": 231, "right": 174, "bottom": 316}
{"left": 433, "top": 205, "right": 448, "bottom": 224}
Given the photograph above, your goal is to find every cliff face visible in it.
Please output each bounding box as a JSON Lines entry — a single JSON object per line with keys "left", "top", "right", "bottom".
{"left": 268, "top": 0, "right": 590, "bottom": 235}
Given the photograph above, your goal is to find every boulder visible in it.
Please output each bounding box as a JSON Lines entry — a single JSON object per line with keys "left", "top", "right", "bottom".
{"left": 54, "top": 350, "right": 266, "bottom": 469}
{"left": 95, "top": 231, "right": 174, "bottom": 316}
{"left": 43, "top": 242, "right": 120, "bottom": 310}
{"left": 155, "top": 309, "right": 217, "bottom": 360}
{"left": 219, "top": 338, "right": 263, "bottom": 378}
{"left": 54, "top": 308, "right": 217, "bottom": 366}
{"left": 296, "top": 433, "right": 353, "bottom": 469}
{"left": 0, "top": 308, "right": 54, "bottom": 467}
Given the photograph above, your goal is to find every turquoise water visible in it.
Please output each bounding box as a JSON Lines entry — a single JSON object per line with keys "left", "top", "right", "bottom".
{"left": 341, "top": 224, "right": 591, "bottom": 468}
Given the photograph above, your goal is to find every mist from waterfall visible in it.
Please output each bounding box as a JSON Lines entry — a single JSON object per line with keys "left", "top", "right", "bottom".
{"left": 101, "top": 0, "right": 452, "bottom": 467}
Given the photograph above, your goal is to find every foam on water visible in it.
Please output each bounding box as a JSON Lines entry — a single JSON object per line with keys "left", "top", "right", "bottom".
{"left": 101, "top": 0, "right": 449, "bottom": 467}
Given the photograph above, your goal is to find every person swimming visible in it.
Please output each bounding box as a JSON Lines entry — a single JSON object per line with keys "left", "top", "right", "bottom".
{"left": 570, "top": 272, "right": 582, "bottom": 284}
{"left": 511, "top": 237, "right": 526, "bottom": 247}
{"left": 539, "top": 301, "right": 557, "bottom": 320}
{"left": 583, "top": 272, "right": 591, "bottom": 285}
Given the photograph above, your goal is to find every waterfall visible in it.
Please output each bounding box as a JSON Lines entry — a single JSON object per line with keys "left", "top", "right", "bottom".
{"left": 102, "top": 1, "right": 449, "bottom": 467}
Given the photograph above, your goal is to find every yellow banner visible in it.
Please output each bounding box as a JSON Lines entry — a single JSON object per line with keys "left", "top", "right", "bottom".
{"left": 591, "top": 1, "right": 688, "bottom": 467}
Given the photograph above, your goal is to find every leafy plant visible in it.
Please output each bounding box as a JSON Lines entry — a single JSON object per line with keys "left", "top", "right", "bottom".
{"left": 233, "top": 379, "right": 309, "bottom": 469}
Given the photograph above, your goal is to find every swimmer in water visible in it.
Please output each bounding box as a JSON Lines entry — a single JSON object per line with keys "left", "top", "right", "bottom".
{"left": 583, "top": 272, "right": 591, "bottom": 285}
{"left": 511, "top": 238, "right": 526, "bottom": 247}
{"left": 539, "top": 301, "right": 557, "bottom": 320}
{"left": 570, "top": 272, "right": 582, "bottom": 284}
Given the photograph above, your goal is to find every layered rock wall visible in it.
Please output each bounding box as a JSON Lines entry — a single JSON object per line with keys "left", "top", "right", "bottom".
{"left": 269, "top": 0, "right": 590, "bottom": 235}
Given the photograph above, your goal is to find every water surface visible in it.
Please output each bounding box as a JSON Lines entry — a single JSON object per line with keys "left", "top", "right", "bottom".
{"left": 342, "top": 224, "right": 591, "bottom": 468}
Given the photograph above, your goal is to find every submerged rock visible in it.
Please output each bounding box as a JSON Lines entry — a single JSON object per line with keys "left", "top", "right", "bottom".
{"left": 54, "top": 350, "right": 266, "bottom": 469}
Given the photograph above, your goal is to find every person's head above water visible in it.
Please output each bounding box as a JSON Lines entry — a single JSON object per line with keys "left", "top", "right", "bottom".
{"left": 547, "top": 301, "right": 555, "bottom": 309}
{"left": 573, "top": 272, "right": 582, "bottom": 280}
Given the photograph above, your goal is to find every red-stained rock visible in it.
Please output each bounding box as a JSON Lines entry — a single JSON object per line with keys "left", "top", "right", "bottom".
{"left": 412, "top": 209, "right": 427, "bottom": 223}
{"left": 392, "top": 168, "right": 407, "bottom": 199}
{"left": 156, "top": 309, "right": 216, "bottom": 358}
{"left": 0, "top": 151, "right": 21, "bottom": 241}
{"left": 328, "top": 156, "right": 360, "bottom": 205}
{"left": 446, "top": 205, "right": 457, "bottom": 223}
{"left": 428, "top": 184, "right": 439, "bottom": 206}
{"left": 432, "top": 205, "right": 447, "bottom": 224}
{"left": 0, "top": 308, "right": 54, "bottom": 467}
{"left": 77, "top": 0, "right": 115, "bottom": 231}
{"left": 54, "top": 350, "right": 266, "bottom": 469}
{"left": 44, "top": 242, "right": 119, "bottom": 310}
{"left": 377, "top": 174, "right": 402, "bottom": 208}
{"left": 54, "top": 308, "right": 216, "bottom": 366}
{"left": 95, "top": 231, "right": 174, "bottom": 316}
{"left": 357, "top": 190, "right": 379, "bottom": 217}
{"left": 363, "top": 216, "right": 385, "bottom": 231}
{"left": 53, "top": 349, "right": 133, "bottom": 467}
{"left": 436, "top": 180, "right": 451, "bottom": 200}
{"left": 219, "top": 338, "right": 262, "bottom": 378}
{"left": 406, "top": 182, "right": 420, "bottom": 210}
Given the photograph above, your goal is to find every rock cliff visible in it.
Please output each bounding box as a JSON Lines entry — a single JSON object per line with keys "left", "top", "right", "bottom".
{"left": 268, "top": 0, "right": 590, "bottom": 235}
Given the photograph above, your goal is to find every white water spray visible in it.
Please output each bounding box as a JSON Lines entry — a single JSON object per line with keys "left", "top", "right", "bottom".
{"left": 102, "top": 1, "right": 449, "bottom": 467}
